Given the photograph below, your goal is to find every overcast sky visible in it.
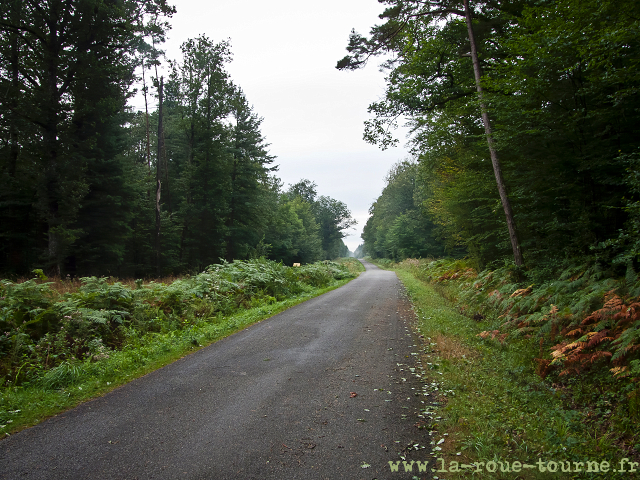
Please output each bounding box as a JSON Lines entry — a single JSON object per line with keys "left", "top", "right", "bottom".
{"left": 153, "top": 0, "right": 409, "bottom": 252}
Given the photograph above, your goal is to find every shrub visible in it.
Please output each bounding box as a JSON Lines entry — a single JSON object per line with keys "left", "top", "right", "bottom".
{"left": 0, "top": 259, "right": 356, "bottom": 386}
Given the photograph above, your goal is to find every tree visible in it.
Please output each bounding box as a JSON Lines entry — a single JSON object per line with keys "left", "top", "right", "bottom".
{"left": 341, "top": 0, "right": 640, "bottom": 272}
{"left": 485, "top": 0, "right": 640, "bottom": 268}
{"left": 0, "top": 6, "right": 363, "bottom": 276}
{"left": 224, "top": 88, "right": 276, "bottom": 261}
{"left": 282, "top": 180, "right": 355, "bottom": 260}
{"left": 461, "top": 0, "right": 522, "bottom": 266}
{"left": 0, "top": 0, "right": 37, "bottom": 273}
{"left": 313, "top": 196, "right": 356, "bottom": 259}
{"left": 337, "top": 0, "right": 524, "bottom": 265}
{"left": 266, "top": 195, "right": 323, "bottom": 265}
{"left": 166, "top": 35, "right": 233, "bottom": 270}
{"left": 286, "top": 179, "right": 318, "bottom": 204}
{"left": 362, "top": 160, "right": 446, "bottom": 260}
{"left": 0, "top": 0, "right": 175, "bottom": 275}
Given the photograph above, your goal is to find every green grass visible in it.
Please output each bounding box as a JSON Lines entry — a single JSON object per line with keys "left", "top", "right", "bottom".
{"left": 388, "top": 265, "right": 635, "bottom": 480}
{"left": 1, "top": 260, "right": 361, "bottom": 437}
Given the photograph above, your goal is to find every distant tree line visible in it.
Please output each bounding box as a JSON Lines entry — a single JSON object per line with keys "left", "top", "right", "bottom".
{"left": 0, "top": 0, "right": 354, "bottom": 277}
{"left": 341, "top": 0, "right": 640, "bottom": 273}
{"left": 362, "top": 159, "right": 448, "bottom": 261}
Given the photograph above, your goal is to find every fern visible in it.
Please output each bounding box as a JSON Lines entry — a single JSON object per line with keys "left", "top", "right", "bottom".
{"left": 406, "top": 257, "right": 640, "bottom": 382}
{"left": 1, "top": 259, "right": 356, "bottom": 385}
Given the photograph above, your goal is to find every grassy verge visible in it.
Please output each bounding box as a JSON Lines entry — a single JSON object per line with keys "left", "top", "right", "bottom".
{"left": 377, "top": 259, "right": 637, "bottom": 479}
{"left": 0, "top": 258, "right": 363, "bottom": 437}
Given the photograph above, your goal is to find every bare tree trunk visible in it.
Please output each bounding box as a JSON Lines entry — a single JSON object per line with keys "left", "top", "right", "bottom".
{"left": 44, "top": 20, "right": 62, "bottom": 276}
{"left": 162, "top": 125, "right": 171, "bottom": 215}
{"left": 155, "top": 76, "right": 164, "bottom": 277}
{"left": 141, "top": 57, "right": 151, "bottom": 177}
{"left": 463, "top": 0, "right": 523, "bottom": 267}
{"left": 8, "top": 3, "right": 20, "bottom": 177}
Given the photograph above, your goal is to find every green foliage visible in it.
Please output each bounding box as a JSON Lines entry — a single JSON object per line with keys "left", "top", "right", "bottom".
{"left": 1, "top": 9, "right": 355, "bottom": 277}
{"left": 269, "top": 180, "right": 355, "bottom": 262}
{"left": 40, "top": 361, "right": 88, "bottom": 390}
{"left": 0, "top": 259, "right": 356, "bottom": 388}
{"left": 392, "top": 263, "right": 635, "bottom": 478}
{"left": 0, "top": 0, "right": 175, "bottom": 275}
{"left": 363, "top": 160, "right": 447, "bottom": 260}
{"left": 313, "top": 195, "right": 357, "bottom": 260}
{"left": 340, "top": 0, "right": 640, "bottom": 273}
{"left": 387, "top": 256, "right": 640, "bottom": 460}
{"left": 266, "top": 195, "right": 324, "bottom": 265}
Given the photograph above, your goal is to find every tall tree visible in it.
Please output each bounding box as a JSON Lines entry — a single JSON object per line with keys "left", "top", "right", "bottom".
{"left": 313, "top": 196, "right": 356, "bottom": 260}
{"left": 155, "top": 76, "right": 165, "bottom": 276}
{"left": 0, "top": 0, "right": 37, "bottom": 273}
{"left": 337, "top": 0, "right": 524, "bottom": 265}
{"left": 225, "top": 88, "right": 276, "bottom": 261}
{"left": 462, "top": 0, "right": 522, "bottom": 266}
{"left": 167, "top": 35, "right": 233, "bottom": 270}
{"left": 0, "top": 0, "right": 175, "bottom": 275}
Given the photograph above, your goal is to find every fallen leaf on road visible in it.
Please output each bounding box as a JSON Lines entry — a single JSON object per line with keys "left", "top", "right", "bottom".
{"left": 350, "top": 392, "right": 357, "bottom": 398}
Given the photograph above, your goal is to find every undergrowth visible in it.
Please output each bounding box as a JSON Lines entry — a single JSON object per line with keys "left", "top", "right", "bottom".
{"left": 0, "top": 258, "right": 362, "bottom": 435}
{"left": 375, "top": 257, "right": 639, "bottom": 479}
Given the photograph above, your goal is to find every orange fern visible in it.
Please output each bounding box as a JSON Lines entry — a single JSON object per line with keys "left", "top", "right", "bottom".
{"left": 545, "top": 290, "right": 640, "bottom": 378}
{"left": 477, "top": 330, "right": 508, "bottom": 344}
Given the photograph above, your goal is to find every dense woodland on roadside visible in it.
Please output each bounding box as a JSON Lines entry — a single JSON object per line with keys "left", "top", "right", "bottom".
{"left": 0, "top": 0, "right": 354, "bottom": 278}
{"left": 1, "top": 0, "right": 639, "bottom": 461}
{"left": 343, "top": 0, "right": 639, "bottom": 278}
{"left": 343, "top": 0, "right": 640, "bottom": 446}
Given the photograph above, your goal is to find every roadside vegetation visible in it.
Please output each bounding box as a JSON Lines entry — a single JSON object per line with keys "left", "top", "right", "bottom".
{"left": 346, "top": 3, "right": 640, "bottom": 473}
{"left": 1, "top": 4, "right": 356, "bottom": 278}
{"left": 0, "top": 258, "right": 363, "bottom": 436}
{"left": 376, "top": 258, "right": 639, "bottom": 479}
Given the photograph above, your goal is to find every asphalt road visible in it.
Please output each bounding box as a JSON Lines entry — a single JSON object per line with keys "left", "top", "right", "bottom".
{"left": 0, "top": 260, "right": 434, "bottom": 480}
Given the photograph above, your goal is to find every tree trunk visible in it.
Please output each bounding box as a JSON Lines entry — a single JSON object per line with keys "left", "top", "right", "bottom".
{"left": 155, "top": 76, "right": 164, "bottom": 277}
{"left": 44, "top": 18, "right": 62, "bottom": 276}
{"left": 162, "top": 125, "right": 171, "bottom": 214}
{"left": 179, "top": 116, "right": 196, "bottom": 264}
{"left": 226, "top": 152, "right": 238, "bottom": 262}
{"left": 463, "top": 0, "right": 524, "bottom": 267}
{"left": 8, "top": 3, "right": 20, "bottom": 177}
{"left": 142, "top": 57, "right": 151, "bottom": 177}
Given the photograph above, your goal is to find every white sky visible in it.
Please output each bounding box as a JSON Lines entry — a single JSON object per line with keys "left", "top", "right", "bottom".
{"left": 152, "top": 0, "right": 410, "bottom": 252}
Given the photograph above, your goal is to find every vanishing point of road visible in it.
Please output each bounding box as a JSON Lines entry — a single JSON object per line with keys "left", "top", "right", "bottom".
{"left": 1, "top": 260, "right": 434, "bottom": 479}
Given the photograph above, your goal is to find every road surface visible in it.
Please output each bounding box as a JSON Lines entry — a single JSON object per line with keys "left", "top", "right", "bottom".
{"left": 0, "top": 260, "right": 433, "bottom": 479}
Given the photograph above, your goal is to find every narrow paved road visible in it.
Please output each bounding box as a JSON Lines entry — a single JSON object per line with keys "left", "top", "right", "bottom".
{"left": 1, "top": 261, "right": 433, "bottom": 479}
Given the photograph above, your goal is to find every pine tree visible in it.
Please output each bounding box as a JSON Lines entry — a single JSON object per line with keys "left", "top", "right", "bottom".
{"left": 225, "top": 88, "right": 276, "bottom": 261}
{"left": 0, "top": 0, "right": 174, "bottom": 275}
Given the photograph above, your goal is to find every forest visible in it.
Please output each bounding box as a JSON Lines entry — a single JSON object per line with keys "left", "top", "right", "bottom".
{"left": 342, "top": 0, "right": 639, "bottom": 276}
{"left": 0, "top": 0, "right": 355, "bottom": 278}
{"left": 341, "top": 0, "right": 640, "bottom": 460}
{"left": 0, "top": 0, "right": 639, "bottom": 464}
